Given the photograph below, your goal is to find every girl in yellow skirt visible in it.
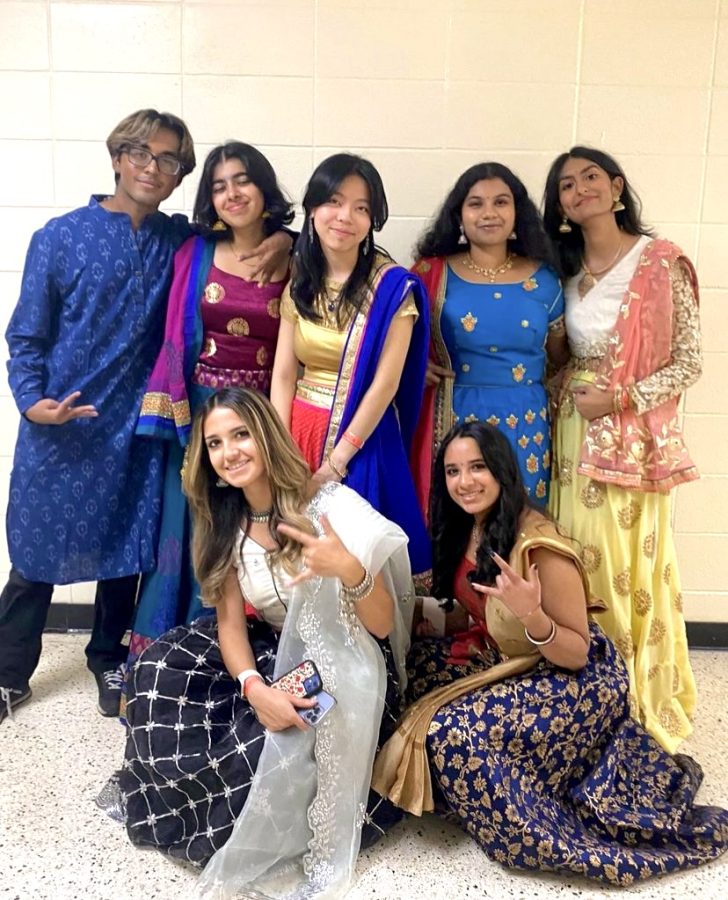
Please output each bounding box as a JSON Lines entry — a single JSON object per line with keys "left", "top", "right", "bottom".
{"left": 543, "top": 147, "right": 702, "bottom": 753}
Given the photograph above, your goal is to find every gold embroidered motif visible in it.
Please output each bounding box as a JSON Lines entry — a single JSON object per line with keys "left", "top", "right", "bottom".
{"left": 642, "top": 532, "right": 655, "bottom": 558}
{"left": 461, "top": 311, "right": 478, "bottom": 332}
{"left": 204, "top": 282, "right": 225, "bottom": 304}
{"left": 557, "top": 457, "right": 573, "bottom": 486}
{"left": 542, "top": 450, "right": 550, "bottom": 470}
{"left": 560, "top": 391, "right": 575, "bottom": 419}
{"left": 203, "top": 337, "right": 217, "bottom": 358}
{"left": 462, "top": 363, "right": 470, "bottom": 372}
{"left": 532, "top": 432, "right": 544, "bottom": 447}
{"left": 524, "top": 409, "right": 536, "bottom": 425}
{"left": 646, "top": 618, "right": 667, "bottom": 646}
{"left": 525, "top": 453, "right": 538, "bottom": 474}
{"left": 493, "top": 292, "right": 502, "bottom": 300}
{"left": 663, "top": 563, "right": 671, "bottom": 585}
{"left": 489, "top": 346, "right": 498, "bottom": 353}
{"left": 415, "top": 260, "right": 431, "bottom": 274}
{"left": 512, "top": 363, "right": 526, "bottom": 382}
{"left": 580, "top": 544, "right": 602, "bottom": 574}
{"left": 518, "top": 435, "right": 529, "bottom": 449}
{"left": 580, "top": 479, "right": 606, "bottom": 509}
{"left": 505, "top": 414, "right": 518, "bottom": 429}
{"left": 614, "top": 630, "right": 634, "bottom": 659}
{"left": 673, "top": 591, "right": 683, "bottom": 613}
{"left": 617, "top": 500, "right": 641, "bottom": 529}
{"left": 647, "top": 664, "right": 660, "bottom": 681}
{"left": 521, "top": 319, "right": 530, "bottom": 328}
{"left": 226, "top": 317, "right": 250, "bottom": 336}
{"left": 522, "top": 278, "right": 538, "bottom": 292}
{"left": 539, "top": 407, "right": 547, "bottom": 420}
{"left": 673, "top": 665, "right": 680, "bottom": 693}
{"left": 612, "top": 569, "right": 631, "bottom": 597}
{"left": 535, "top": 479, "right": 546, "bottom": 499}
{"left": 658, "top": 704, "right": 682, "bottom": 737}
{"left": 464, "top": 413, "right": 478, "bottom": 423}
{"left": 267, "top": 298, "right": 280, "bottom": 319}
{"left": 256, "top": 346, "right": 268, "bottom": 366}
{"left": 633, "top": 589, "right": 652, "bottom": 616}
{"left": 139, "top": 392, "right": 190, "bottom": 425}
{"left": 486, "top": 415, "right": 500, "bottom": 426}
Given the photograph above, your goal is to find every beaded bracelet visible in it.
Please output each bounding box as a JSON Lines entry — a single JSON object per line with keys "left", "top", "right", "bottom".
{"left": 326, "top": 452, "right": 348, "bottom": 480}
{"left": 340, "top": 567, "right": 374, "bottom": 603}
{"left": 524, "top": 618, "right": 557, "bottom": 646}
{"left": 612, "top": 386, "right": 630, "bottom": 415}
{"left": 342, "top": 430, "right": 364, "bottom": 450}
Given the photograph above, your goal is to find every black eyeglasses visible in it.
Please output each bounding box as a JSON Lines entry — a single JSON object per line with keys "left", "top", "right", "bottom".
{"left": 124, "top": 145, "right": 183, "bottom": 176}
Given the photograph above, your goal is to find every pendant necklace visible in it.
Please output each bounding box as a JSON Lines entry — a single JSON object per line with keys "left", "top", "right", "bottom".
{"left": 578, "top": 240, "right": 623, "bottom": 300}
{"left": 461, "top": 252, "right": 515, "bottom": 283}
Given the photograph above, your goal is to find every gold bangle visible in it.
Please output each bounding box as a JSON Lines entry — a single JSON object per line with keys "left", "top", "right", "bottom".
{"left": 524, "top": 618, "right": 557, "bottom": 646}
{"left": 326, "top": 452, "right": 347, "bottom": 480}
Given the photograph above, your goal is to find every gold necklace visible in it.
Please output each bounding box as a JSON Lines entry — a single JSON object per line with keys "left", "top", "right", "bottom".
{"left": 461, "top": 252, "right": 515, "bottom": 283}
{"left": 578, "top": 240, "right": 623, "bottom": 299}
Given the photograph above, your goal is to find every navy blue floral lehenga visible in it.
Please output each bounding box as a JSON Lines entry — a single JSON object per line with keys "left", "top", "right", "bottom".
{"left": 373, "top": 517, "right": 728, "bottom": 885}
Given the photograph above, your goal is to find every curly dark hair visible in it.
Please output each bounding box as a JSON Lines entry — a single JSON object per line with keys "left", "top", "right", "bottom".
{"left": 415, "top": 162, "right": 555, "bottom": 265}
{"left": 192, "top": 141, "right": 294, "bottom": 237}
{"left": 543, "top": 146, "right": 653, "bottom": 278}
{"left": 291, "top": 153, "right": 389, "bottom": 326}
{"left": 431, "top": 421, "right": 535, "bottom": 600}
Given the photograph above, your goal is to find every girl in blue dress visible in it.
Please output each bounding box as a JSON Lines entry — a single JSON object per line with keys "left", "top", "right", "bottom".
{"left": 411, "top": 163, "right": 568, "bottom": 512}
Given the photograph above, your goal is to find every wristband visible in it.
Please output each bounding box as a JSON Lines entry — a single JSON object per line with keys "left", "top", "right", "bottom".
{"left": 236, "top": 669, "right": 264, "bottom": 697}
{"left": 342, "top": 430, "right": 364, "bottom": 450}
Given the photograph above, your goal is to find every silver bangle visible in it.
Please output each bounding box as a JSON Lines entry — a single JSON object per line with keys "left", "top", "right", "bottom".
{"left": 524, "top": 618, "right": 557, "bottom": 646}
{"left": 340, "top": 567, "right": 374, "bottom": 603}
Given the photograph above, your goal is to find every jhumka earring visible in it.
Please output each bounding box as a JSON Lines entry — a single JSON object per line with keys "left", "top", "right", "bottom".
{"left": 216, "top": 477, "right": 229, "bottom": 488}
{"left": 212, "top": 219, "right": 227, "bottom": 231}
{"left": 363, "top": 233, "right": 371, "bottom": 254}
{"left": 612, "top": 195, "right": 626, "bottom": 212}
{"left": 457, "top": 224, "right": 468, "bottom": 245}
{"left": 508, "top": 229, "right": 517, "bottom": 240}
{"left": 307, "top": 217, "right": 314, "bottom": 243}
{"left": 261, "top": 210, "right": 271, "bottom": 219}
{"left": 558, "top": 214, "right": 572, "bottom": 234}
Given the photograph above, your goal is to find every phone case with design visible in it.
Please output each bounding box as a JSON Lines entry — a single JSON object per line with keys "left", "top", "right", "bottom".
{"left": 270, "top": 659, "right": 322, "bottom": 698}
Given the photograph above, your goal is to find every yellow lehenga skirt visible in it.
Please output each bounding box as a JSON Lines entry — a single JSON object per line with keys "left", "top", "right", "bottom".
{"left": 549, "top": 368, "right": 696, "bottom": 753}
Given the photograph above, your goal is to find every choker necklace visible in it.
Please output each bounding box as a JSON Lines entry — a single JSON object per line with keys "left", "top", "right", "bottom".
{"left": 461, "top": 252, "right": 515, "bottom": 283}
{"left": 247, "top": 508, "right": 272, "bottom": 524}
{"left": 578, "top": 240, "right": 623, "bottom": 299}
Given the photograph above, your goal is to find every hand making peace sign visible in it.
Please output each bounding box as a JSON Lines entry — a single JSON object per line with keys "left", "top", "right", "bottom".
{"left": 277, "top": 513, "right": 363, "bottom": 587}
{"left": 471, "top": 551, "right": 542, "bottom": 621}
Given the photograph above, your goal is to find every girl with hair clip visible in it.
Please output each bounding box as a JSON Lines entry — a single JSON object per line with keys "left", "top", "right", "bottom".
{"left": 373, "top": 422, "right": 728, "bottom": 886}
{"left": 105, "top": 387, "right": 414, "bottom": 898}
{"left": 411, "top": 162, "right": 568, "bottom": 514}
{"left": 270, "top": 153, "right": 431, "bottom": 583}
{"left": 128, "top": 142, "right": 294, "bottom": 664}
{"left": 542, "top": 146, "right": 702, "bottom": 753}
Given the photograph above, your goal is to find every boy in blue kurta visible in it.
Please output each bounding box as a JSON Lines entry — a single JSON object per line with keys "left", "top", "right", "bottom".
{"left": 0, "top": 110, "right": 197, "bottom": 723}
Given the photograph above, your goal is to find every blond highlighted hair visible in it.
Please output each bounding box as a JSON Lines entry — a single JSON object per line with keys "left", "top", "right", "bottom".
{"left": 106, "top": 108, "right": 196, "bottom": 182}
{"left": 183, "top": 388, "right": 315, "bottom": 606}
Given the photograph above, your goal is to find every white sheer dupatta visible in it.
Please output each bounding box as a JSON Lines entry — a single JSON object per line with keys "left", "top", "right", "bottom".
{"left": 196, "top": 483, "right": 414, "bottom": 899}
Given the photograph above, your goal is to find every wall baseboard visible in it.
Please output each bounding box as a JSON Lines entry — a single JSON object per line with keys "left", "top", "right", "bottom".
{"left": 45, "top": 603, "right": 728, "bottom": 649}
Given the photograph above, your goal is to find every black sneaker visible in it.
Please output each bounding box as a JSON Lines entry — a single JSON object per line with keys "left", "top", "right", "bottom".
{"left": 0, "top": 685, "right": 32, "bottom": 724}
{"left": 94, "top": 666, "right": 125, "bottom": 717}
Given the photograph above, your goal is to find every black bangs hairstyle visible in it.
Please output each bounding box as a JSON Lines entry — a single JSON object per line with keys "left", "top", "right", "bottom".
{"left": 431, "top": 421, "right": 532, "bottom": 600}
{"left": 543, "top": 146, "right": 653, "bottom": 278}
{"left": 193, "top": 141, "right": 294, "bottom": 237}
{"left": 416, "top": 161, "right": 555, "bottom": 265}
{"left": 291, "top": 153, "right": 389, "bottom": 326}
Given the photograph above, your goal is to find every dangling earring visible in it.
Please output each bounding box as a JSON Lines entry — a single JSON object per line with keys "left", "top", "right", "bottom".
{"left": 558, "top": 214, "right": 572, "bottom": 234}
{"left": 212, "top": 219, "right": 227, "bottom": 231}
{"left": 261, "top": 210, "right": 271, "bottom": 219}
{"left": 307, "top": 216, "right": 314, "bottom": 243}
{"left": 363, "top": 233, "right": 371, "bottom": 254}
{"left": 508, "top": 229, "right": 517, "bottom": 240}
{"left": 612, "top": 195, "right": 625, "bottom": 212}
{"left": 457, "top": 224, "right": 468, "bottom": 246}
{"left": 216, "top": 477, "right": 229, "bottom": 488}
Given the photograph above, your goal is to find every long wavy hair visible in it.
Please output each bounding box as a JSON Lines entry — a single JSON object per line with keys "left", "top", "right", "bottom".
{"left": 192, "top": 141, "right": 294, "bottom": 238}
{"left": 431, "top": 422, "right": 532, "bottom": 599}
{"left": 543, "top": 146, "right": 653, "bottom": 278}
{"left": 291, "top": 153, "right": 389, "bottom": 327}
{"left": 182, "top": 388, "right": 315, "bottom": 606}
{"left": 416, "top": 162, "right": 555, "bottom": 265}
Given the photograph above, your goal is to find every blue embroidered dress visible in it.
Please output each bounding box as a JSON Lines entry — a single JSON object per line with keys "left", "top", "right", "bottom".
{"left": 5, "top": 197, "right": 190, "bottom": 584}
{"left": 440, "top": 264, "right": 563, "bottom": 502}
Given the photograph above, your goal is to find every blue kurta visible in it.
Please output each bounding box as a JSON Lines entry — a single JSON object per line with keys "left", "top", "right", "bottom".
{"left": 5, "top": 197, "right": 190, "bottom": 584}
{"left": 441, "top": 264, "right": 563, "bottom": 502}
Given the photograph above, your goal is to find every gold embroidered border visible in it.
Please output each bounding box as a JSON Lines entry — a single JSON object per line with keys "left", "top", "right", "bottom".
{"left": 431, "top": 264, "right": 454, "bottom": 450}
{"left": 140, "top": 391, "right": 191, "bottom": 426}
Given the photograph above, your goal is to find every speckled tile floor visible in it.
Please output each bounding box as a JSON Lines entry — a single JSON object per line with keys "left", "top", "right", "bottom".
{"left": 1, "top": 635, "right": 726, "bottom": 900}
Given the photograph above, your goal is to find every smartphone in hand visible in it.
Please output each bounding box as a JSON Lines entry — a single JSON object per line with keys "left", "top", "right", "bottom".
{"left": 270, "top": 659, "right": 322, "bottom": 698}
{"left": 297, "top": 689, "right": 337, "bottom": 727}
